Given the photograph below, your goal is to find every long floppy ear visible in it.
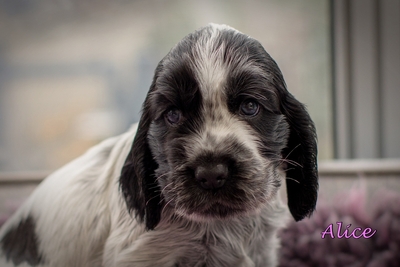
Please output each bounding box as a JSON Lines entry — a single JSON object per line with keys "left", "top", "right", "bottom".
{"left": 120, "top": 68, "right": 163, "bottom": 231}
{"left": 280, "top": 92, "right": 318, "bottom": 221}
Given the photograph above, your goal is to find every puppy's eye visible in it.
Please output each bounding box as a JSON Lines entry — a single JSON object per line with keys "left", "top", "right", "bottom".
{"left": 165, "top": 108, "right": 182, "bottom": 125}
{"left": 240, "top": 100, "right": 260, "bottom": 116}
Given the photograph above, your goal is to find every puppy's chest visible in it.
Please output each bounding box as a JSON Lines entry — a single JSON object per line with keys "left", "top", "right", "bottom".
{"left": 176, "top": 237, "right": 241, "bottom": 266}
{"left": 129, "top": 226, "right": 264, "bottom": 267}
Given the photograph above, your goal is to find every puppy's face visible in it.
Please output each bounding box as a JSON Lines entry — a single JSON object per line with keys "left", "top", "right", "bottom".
{"left": 146, "top": 25, "right": 289, "bottom": 220}
{"left": 121, "top": 24, "right": 318, "bottom": 229}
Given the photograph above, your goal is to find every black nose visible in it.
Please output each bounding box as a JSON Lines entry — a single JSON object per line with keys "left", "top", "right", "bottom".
{"left": 195, "top": 163, "right": 228, "bottom": 190}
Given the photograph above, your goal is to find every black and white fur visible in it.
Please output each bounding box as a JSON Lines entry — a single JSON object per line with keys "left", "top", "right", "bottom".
{"left": 0, "top": 24, "right": 318, "bottom": 267}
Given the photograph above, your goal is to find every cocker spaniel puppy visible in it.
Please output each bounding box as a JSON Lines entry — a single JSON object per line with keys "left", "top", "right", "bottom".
{"left": 0, "top": 24, "right": 318, "bottom": 267}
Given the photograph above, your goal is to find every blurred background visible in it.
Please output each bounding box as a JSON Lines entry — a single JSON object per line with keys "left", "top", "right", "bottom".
{"left": 1, "top": 0, "right": 400, "bottom": 265}
{"left": 0, "top": 0, "right": 400, "bottom": 204}
{"left": 0, "top": 0, "right": 332, "bottom": 172}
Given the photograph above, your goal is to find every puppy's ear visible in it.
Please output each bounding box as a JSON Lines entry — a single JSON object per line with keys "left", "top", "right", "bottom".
{"left": 120, "top": 70, "right": 162, "bottom": 231}
{"left": 280, "top": 92, "right": 318, "bottom": 221}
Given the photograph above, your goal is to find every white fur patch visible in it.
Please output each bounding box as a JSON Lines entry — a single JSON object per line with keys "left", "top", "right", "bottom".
{"left": 188, "top": 24, "right": 265, "bottom": 167}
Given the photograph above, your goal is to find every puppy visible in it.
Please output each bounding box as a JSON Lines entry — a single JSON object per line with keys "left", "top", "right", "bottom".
{"left": 0, "top": 24, "right": 318, "bottom": 267}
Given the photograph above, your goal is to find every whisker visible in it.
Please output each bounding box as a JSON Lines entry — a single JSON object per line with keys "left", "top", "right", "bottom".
{"left": 286, "top": 177, "right": 300, "bottom": 184}
{"left": 155, "top": 173, "right": 169, "bottom": 182}
{"left": 145, "top": 194, "right": 161, "bottom": 206}
{"left": 283, "top": 143, "right": 301, "bottom": 161}
{"left": 283, "top": 167, "right": 296, "bottom": 172}
{"left": 162, "top": 198, "right": 174, "bottom": 215}
{"left": 148, "top": 185, "right": 161, "bottom": 190}
{"left": 280, "top": 158, "right": 303, "bottom": 168}
{"left": 268, "top": 157, "right": 303, "bottom": 169}
{"left": 161, "top": 182, "right": 174, "bottom": 195}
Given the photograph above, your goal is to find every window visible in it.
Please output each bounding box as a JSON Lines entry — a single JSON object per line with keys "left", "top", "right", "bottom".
{"left": 332, "top": 0, "right": 400, "bottom": 159}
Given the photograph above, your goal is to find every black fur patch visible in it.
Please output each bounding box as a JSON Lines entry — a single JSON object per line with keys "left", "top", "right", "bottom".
{"left": 1, "top": 215, "right": 44, "bottom": 266}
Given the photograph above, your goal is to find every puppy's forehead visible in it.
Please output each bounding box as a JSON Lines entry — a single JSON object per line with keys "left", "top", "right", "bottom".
{"left": 190, "top": 24, "right": 253, "bottom": 99}
{"left": 157, "top": 24, "right": 279, "bottom": 116}
{"left": 191, "top": 24, "right": 237, "bottom": 90}
{"left": 163, "top": 25, "right": 263, "bottom": 101}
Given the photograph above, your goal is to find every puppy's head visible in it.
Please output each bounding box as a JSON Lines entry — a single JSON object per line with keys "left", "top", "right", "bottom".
{"left": 120, "top": 24, "right": 318, "bottom": 230}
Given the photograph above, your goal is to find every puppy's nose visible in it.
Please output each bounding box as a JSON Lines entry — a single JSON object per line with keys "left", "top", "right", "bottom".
{"left": 195, "top": 163, "right": 228, "bottom": 190}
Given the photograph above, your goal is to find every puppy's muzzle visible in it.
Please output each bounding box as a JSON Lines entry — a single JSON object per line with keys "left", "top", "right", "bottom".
{"left": 195, "top": 163, "right": 228, "bottom": 190}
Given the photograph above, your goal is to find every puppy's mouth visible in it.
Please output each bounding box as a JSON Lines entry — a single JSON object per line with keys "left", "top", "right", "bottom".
{"left": 197, "top": 203, "right": 246, "bottom": 218}
{"left": 175, "top": 198, "right": 251, "bottom": 220}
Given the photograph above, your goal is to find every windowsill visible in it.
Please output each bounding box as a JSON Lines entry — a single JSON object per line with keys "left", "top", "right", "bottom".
{"left": 0, "top": 159, "right": 399, "bottom": 184}
{"left": 0, "top": 171, "right": 51, "bottom": 184}
{"left": 318, "top": 158, "right": 400, "bottom": 175}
